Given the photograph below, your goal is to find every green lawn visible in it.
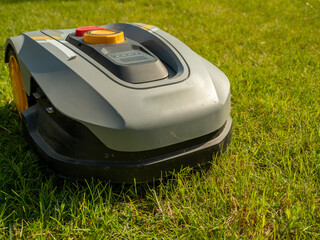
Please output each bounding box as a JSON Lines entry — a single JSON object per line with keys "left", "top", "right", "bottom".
{"left": 1, "top": 0, "right": 319, "bottom": 238}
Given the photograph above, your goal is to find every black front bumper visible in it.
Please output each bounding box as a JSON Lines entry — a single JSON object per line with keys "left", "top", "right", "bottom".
{"left": 22, "top": 104, "right": 232, "bottom": 183}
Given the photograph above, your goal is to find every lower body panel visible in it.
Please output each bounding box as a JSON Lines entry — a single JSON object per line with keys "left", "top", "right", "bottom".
{"left": 22, "top": 104, "right": 232, "bottom": 183}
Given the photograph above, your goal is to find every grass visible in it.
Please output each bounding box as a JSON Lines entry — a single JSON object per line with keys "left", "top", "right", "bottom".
{"left": 0, "top": 0, "right": 319, "bottom": 238}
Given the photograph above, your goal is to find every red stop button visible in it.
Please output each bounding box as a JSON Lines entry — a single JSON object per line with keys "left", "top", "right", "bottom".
{"left": 75, "top": 26, "right": 106, "bottom": 37}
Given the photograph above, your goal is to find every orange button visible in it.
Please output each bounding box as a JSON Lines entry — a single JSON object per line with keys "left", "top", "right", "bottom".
{"left": 83, "top": 29, "right": 125, "bottom": 44}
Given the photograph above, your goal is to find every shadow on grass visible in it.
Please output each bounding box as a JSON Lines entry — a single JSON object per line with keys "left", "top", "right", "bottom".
{"left": 0, "top": 103, "right": 210, "bottom": 231}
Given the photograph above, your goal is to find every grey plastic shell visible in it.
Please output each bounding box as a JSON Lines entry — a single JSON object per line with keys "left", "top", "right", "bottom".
{"left": 5, "top": 23, "right": 231, "bottom": 152}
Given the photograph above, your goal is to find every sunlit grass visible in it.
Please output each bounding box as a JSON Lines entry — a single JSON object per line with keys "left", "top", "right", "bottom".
{"left": 0, "top": 0, "right": 319, "bottom": 238}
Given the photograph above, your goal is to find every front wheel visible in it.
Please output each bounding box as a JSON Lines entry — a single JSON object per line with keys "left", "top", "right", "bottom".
{"left": 8, "top": 50, "right": 28, "bottom": 118}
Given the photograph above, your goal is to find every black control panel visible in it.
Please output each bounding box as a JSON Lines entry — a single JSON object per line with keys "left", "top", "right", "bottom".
{"left": 66, "top": 34, "right": 168, "bottom": 84}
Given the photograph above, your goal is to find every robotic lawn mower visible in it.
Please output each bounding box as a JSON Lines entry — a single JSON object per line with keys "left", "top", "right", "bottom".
{"left": 5, "top": 23, "right": 232, "bottom": 183}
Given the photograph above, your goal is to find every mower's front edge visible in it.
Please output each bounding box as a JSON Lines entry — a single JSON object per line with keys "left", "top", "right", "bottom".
{"left": 22, "top": 104, "right": 232, "bottom": 183}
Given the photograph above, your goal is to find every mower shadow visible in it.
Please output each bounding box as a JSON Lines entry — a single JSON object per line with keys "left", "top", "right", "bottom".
{"left": 0, "top": 105, "right": 215, "bottom": 234}
{"left": 1, "top": 103, "right": 213, "bottom": 231}
{"left": 0, "top": 102, "right": 27, "bottom": 151}
{"left": 0, "top": 102, "right": 210, "bottom": 197}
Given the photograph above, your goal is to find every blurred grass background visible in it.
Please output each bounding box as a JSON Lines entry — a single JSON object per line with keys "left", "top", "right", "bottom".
{"left": 0, "top": 0, "right": 319, "bottom": 238}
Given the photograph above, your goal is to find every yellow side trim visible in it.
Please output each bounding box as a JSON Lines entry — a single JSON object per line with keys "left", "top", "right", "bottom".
{"left": 140, "top": 25, "right": 153, "bottom": 30}
{"left": 52, "top": 36, "right": 62, "bottom": 39}
{"left": 31, "top": 36, "right": 62, "bottom": 40}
